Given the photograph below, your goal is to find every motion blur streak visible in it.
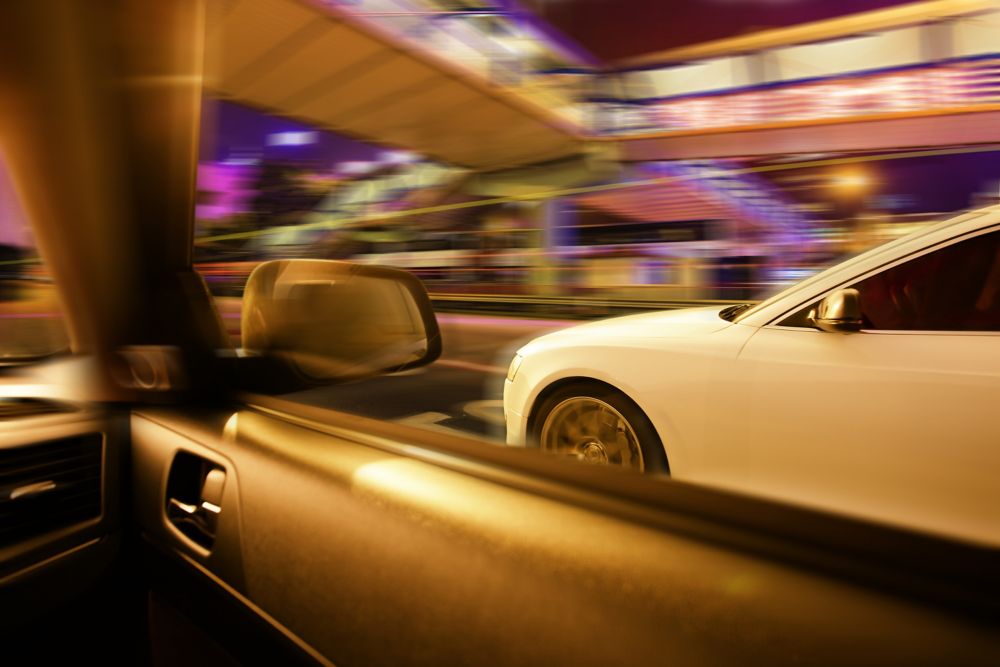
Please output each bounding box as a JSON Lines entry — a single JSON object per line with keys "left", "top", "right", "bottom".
{"left": 195, "top": 144, "right": 1000, "bottom": 245}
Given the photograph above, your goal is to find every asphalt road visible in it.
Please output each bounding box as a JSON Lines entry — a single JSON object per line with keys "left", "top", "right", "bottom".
{"left": 281, "top": 313, "right": 574, "bottom": 442}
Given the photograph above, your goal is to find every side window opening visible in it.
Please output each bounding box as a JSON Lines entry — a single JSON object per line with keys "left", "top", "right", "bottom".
{"left": 856, "top": 231, "right": 1000, "bottom": 331}
{"left": 0, "top": 155, "right": 69, "bottom": 361}
{"left": 777, "top": 230, "right": 1000, "bottom": 332}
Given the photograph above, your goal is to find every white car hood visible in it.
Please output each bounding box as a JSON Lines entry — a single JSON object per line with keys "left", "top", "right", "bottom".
{"left": 520, "top": 306, "right": 734, "bottom": 351}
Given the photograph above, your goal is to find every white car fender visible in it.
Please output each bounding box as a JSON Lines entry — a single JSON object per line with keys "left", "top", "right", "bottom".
{"left": 510, "top": 339, "right": 716, "bottom": 475}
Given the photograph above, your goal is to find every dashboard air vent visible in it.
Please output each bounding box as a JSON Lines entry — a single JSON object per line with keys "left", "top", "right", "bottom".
{"left": 0, "top": 434, "right": 103, "bottom": 546}
{"left": 0, "top": 397, "right": 77, "bottom": 421}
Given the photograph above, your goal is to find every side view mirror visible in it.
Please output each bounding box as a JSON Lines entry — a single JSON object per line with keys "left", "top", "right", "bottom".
{"left": 808, "top": 288, "right": 863, "bottom": 333}
{"left": 240, "top": 259, "right": 441, "bottom": 388}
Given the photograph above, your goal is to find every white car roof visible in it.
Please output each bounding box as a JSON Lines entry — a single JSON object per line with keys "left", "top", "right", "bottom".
{"left": 737, "top": 204, "right": 1000, "bottom": 328}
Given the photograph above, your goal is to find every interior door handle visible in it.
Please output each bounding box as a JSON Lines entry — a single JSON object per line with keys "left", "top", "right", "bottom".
{"left": 200, "top": 468, "right": 225, "bottom": 513}
{"left": 167, "top": 497, "right": 217, "bottom": 547}
{"left": 168, "top": 498, "right": 197, "bottom": 516}
{"left": 166, "top": 456, "right": 226, "bottom": 550}
{"left": 167, "top": 497, "right": 222, "bottom": 519}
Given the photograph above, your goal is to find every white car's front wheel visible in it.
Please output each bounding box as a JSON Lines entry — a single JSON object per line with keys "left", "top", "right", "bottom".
{"left": 531, "top": 383, "right": 668, "bottom": 473}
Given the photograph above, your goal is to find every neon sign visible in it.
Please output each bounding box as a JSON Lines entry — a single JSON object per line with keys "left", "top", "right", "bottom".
{"left": 629, "top": 60, "right": 998, "bottom": 134}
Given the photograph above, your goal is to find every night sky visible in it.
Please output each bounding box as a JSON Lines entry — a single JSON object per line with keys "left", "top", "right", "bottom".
{"left": 200, "top": 100, "right": 382, "bottom": 166}
{"left": 523, "top": 0, "right": 920, "bottom": 62}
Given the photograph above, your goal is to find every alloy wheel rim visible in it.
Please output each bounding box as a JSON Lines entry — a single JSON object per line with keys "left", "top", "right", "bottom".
{"left": 539, "top": 397, "right": 644, "bottom": 471}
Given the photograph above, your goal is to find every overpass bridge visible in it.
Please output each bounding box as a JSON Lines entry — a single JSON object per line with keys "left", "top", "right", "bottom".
{"left": 207, "top": 0, "right": 1000, "bottom": 168}
{"left": 190, "top": 0, "right": 1000, "bottom": 301}
{"left": 601, "top": 0, "right": 1000, "bottom": 160}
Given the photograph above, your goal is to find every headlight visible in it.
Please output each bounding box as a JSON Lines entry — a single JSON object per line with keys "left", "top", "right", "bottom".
{"left": 506, "top": 353, "right": 524, "bottom": 382}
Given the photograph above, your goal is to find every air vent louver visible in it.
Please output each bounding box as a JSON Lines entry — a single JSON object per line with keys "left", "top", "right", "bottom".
{"left": 0, "top": 434, "right": 102, "bottom": 546}
{"left": 0, "top": 398, "right": 76, "bottom": 420}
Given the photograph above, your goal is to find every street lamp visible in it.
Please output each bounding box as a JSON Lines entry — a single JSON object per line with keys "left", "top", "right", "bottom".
{"left": 831, "top": 169, "right": 870, "bottom": 193}
{"left": 830, "top": 168, "right": 874, "bottom": 253}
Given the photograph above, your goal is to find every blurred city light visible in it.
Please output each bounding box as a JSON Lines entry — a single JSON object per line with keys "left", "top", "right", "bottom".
{"left": 266, "top": 131, "right": 319, "bottom": 147}
{"left": 8, "top": 0, "right": 999, "bottom": 329}
{"left": 831, "top": 170, "right": 871, "bottom": 193}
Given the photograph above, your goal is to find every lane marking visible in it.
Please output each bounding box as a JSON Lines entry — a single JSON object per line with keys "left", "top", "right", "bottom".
{"left": 435, "top": 358, "right": 507, "bottom": 375}
{"left": 462, "top": 399, "right": 506, "bottom": 426}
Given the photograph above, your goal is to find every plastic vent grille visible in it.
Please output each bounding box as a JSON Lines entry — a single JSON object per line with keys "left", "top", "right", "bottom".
{"left": 0, "top": 434, "right": 103, "bottom": 546}
{"left": 0, "top": 398, "right": 76, "bottom": 421}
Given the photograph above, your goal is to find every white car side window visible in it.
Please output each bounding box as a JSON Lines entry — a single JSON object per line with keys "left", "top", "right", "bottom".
{"left": 779, "top": 229, "right": 1000, "bottom": 332}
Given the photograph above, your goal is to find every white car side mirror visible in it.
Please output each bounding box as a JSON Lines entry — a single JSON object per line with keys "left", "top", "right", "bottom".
{"left": 808, "top": 288, "right": 863, "bottom": 333}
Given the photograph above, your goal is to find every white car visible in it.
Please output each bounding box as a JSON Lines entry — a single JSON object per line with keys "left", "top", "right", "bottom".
{"left": 504, "top": 205, "right": 1000, "bottom": 546}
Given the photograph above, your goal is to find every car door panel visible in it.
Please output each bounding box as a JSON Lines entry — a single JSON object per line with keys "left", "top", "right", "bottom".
{"left": 735, "top": 326, "right": 1000, "bottom": 545}
{"left": 132, "top": 405, "right": 1000, "bottom": 666}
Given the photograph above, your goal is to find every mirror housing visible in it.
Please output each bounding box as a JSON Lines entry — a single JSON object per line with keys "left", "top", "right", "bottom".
{"left": 239, "top": 260, "right": 441, "bottom": 389}
{"left": 809, "top": 288, "right": 863, "bottom": 333}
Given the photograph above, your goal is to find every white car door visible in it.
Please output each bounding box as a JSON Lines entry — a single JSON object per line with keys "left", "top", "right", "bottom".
{"left": 732, "top": 226, "right": 1000, "bottom": 546}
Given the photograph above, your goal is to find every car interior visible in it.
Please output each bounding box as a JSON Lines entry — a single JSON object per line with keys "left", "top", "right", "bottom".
{"left": 1, "top": 2, "right": 998, "bottom": 665}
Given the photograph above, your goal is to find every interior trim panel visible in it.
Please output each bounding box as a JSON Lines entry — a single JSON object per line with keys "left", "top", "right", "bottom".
{"left": 132, "top": 407, "right": 1000, "bottom": 666}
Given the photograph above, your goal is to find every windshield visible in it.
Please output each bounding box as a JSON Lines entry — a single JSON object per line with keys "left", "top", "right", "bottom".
{"left": 719, "top": 303, "right": 753, "bottom": 321}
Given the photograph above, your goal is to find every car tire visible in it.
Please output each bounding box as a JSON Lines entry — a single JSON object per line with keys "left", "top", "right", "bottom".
{"left": 530, "top": 382, "right": 669, "bottom": 474}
